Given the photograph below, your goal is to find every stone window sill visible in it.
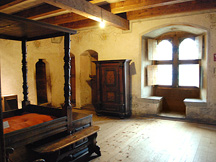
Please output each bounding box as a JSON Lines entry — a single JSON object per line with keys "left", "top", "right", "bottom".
{"left": 139, "top": 96, "right": 163, "bottom": 103}
{"left": 184, "top": 98, "right": 207, "bottom": 107}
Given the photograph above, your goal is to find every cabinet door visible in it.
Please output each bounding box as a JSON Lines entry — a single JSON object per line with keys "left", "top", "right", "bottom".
{"left": 100, "top": 64, "right": 123, "bottom": 111}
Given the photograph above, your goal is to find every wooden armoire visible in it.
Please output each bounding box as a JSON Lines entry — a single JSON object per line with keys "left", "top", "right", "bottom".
{"left": 94, "top": 60, "right": 131, "bottom": 118}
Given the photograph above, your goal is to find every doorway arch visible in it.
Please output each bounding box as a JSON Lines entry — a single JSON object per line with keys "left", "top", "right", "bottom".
{"left": 80, "top": 50, "right": 98, "bottom": 108}
{"left": 35, "top": 59, "right": 51, "bottom": 106}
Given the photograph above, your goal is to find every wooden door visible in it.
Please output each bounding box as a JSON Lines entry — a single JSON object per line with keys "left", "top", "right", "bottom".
{"left": 90, "top": 56, "right": 98, "bottom": 107}
{"left": 70, "top": 56, "right": 76, "bottom": 105}
{"left": 90, "top": 75, "right": 97, "bottom": 107}
{"left": 36, "top": 59, "right": 48, "bottom": 105}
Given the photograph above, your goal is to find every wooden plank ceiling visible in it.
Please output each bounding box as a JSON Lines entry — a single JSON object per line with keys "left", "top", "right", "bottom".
{"left": 0, "top": 0, "right": 216, "bottom": 30}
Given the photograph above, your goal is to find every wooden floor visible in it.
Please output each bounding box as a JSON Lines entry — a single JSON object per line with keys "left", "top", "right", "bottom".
{"left": 73, "top": 107, "right": 216, "bottom": 162}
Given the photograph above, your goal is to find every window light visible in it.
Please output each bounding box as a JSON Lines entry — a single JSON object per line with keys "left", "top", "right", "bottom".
{"left": 148, "top": 39, "right": 172, "bottom": 61}
{"left": 156, "top": 40, "right": 173, "bottom": 60}
{"left": 179, "top": 64, "right": 199, "bottom": 87}
{"left": 147, "top": 65, "right": 172, "bottom": 86}
{"left": 179, "top": 38, "right": 198, "bottom": 60}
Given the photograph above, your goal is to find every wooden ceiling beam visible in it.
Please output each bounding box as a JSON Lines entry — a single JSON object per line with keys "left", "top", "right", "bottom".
{"left": 14, "top": 3, "right": 65, "bottom": 19}
{"left": 43, "top": 0, "right": 129, "bottom": 30}
{"left": 0, "top": 0, "right": 26, "bottom": 10}
{"left": 127, "top": 0, "right": 216, "bottom": 20}
{"left": 40, "top": 12, "right": 86, "bottom": 25}
{"left": 40, "top": 4, "right": 111, "bottom": 27}
{"left": 61, "top": 19, "right": 99, "bottom": 29}
{"left": 0, "top": 0, "right": 44, "bottom": 14}
{"left": 111, "top": 0, "right": 195, "bottom": 14}
{"left": 90, "top": 0, "right": 107, "bottom": 4}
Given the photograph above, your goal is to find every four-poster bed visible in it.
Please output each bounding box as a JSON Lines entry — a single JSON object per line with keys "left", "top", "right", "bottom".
{"left": 0, "top": 12, "right": 100, "bottom": 162}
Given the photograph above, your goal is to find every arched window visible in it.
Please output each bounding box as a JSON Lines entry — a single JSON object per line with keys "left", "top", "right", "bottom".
{"left": 147, "top": 32, "right": 202, "bottom": 88}
{"left": 146, "top": 31, "right": 203, "bottom": 113}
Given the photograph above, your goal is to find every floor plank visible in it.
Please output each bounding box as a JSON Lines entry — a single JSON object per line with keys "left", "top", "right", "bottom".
{"left": 72, "top": 107, "right": 216, "bottom": 162}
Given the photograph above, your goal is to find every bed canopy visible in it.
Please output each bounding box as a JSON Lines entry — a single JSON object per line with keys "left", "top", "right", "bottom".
{"left": 0, "top": 12, "right": 77, "bottom": 41}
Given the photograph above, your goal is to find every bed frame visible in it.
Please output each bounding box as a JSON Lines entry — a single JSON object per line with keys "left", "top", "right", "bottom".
{"left": 0, "top": 12, "right": 100, "bottom": 162}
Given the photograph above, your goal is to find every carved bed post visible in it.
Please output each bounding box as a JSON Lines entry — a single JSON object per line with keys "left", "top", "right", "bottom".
{"left": 0, "top": 94, "right": 6, "bottom": 162}
{"left": 63, "top": 33, "right": 73, "bottom": 133}
{"left": 22, "top": 40, "right": 30, "bottom": 109}
{"left": 0, "top": 62, "right": 6, "bottom": 162}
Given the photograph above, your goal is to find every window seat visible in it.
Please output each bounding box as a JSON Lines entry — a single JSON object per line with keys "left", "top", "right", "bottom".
{"left": 134, "top": 96, "right": 163, "bottom": 116}
{"left": 183, "top": 98, "right": 216, "bottom": 123}
{"left": 143, "top": 96, "right": 163, "bottom": 103}
{"left": 184, "top": 98, "right": 207, "bottom": 107}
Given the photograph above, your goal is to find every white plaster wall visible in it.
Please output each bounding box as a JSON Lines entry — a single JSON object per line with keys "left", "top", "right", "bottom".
{"left": 80, "top": 52, "right": 92, "bottom": 106}
{"left": 0, "top": 40, "right": 23, "bottom": 107}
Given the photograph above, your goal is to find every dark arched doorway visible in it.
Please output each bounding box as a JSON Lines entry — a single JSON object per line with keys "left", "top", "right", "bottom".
{"left": 36, "top": 59, "right": 48, "bottom": 105}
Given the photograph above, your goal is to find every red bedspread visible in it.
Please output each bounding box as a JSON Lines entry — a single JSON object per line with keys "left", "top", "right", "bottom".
{"left": 3, "top": 113, "right": 54, "bottom": 134}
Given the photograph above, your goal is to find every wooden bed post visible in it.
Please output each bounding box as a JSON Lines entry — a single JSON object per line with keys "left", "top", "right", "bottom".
{"left": 63, "top": 33, "right": 73, "bottom": 133}
{"left": 0, "top": 64, "right": 6, "bottom": 162}
{"left": 0, "top": 107, "right": 6, "bottom": 162}
{"left": 22, "top": 40, "right": 30, "bottom": 109}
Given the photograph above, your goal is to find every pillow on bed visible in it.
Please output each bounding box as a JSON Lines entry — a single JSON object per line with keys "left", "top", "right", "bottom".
{"left": 3, "top": 113, "right": 54, "bottom": 134}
